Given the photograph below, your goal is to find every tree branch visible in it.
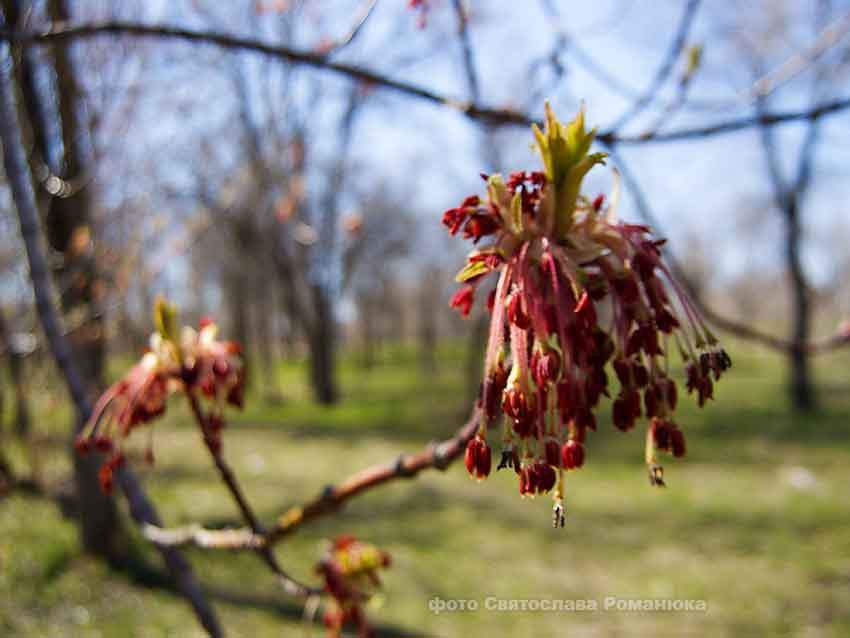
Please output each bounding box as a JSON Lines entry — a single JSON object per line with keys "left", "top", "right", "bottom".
{"left": 0, "top": 40, "right": 224, "bottom": 638}
{"left": 185, "top": 390, "right": 321, "bottom": 598}
{"left": 268, "top": 406, "right": 481, "bottom": 542}
{"left": 608, "top": 0, "right": 701, "bottom": 132}
{"left": 451, "top": 0, "right": 480, "bottom": 102}
{"left": 0, "top": 22, "right": 848, "bottom": 144}
{"left": 606, "top": 97, "right": 850, "bottom": 144}
{"left": 143, "top": 407, "right": 482, "bottom": 557}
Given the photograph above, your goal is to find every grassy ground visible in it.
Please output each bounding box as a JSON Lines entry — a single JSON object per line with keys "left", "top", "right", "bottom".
{"left": 1, "top": 339, "right": 850, "bottom": 637}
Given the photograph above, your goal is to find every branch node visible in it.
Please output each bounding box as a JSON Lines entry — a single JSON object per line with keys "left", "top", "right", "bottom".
{"left": 394, "top": 454, "right": 415, "bottom": 478}
{"left": 432, "top": 442, "right": 452, "bottom": 471}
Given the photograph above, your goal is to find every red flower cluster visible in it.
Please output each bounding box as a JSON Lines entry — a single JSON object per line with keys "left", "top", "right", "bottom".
{"left": 445, "top": 105, "right": 730, "bottom": 525}
{"left": 316, "top": 536, "right": 391, "bottom": 638}
{"left": 75, "top": 302, "right": 245, "bottom": 492}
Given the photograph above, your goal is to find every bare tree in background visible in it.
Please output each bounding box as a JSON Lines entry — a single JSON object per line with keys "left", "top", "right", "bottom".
{"left": 730, "top": 0, "right": 847, "bottom": 409}
{"left": 0, "top": 0, "right": 126, "bottom": 560}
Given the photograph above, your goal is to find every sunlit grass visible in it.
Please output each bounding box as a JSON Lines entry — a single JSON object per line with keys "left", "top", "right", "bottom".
{"left": 1, "top": 339, "right": 850, "bottom": 637}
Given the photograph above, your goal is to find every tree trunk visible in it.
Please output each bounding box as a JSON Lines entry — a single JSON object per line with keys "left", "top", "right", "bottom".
{"left": 46, "top": 0, "right": 127, "bottom": 562}
{"left": 418, "top": 269, "right": 441, "bottom": 374}
{"left": 785, "top": 195, "right": 815, "bottom": 411}
{"left": 307, "top": 285, "right": 338, "bottom": 404}
{"left": 227, "top": 267, "right": 252, "bottom": 389}
{"left": 255, "top": 276, "right": 278, "bottom": 399}
{"left": 358, "top": 293, "right": 376, "bottom": 370}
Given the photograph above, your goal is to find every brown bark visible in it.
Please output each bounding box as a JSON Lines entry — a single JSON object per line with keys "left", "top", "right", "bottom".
{"left": 42, "top": 0, "right": 126, "bottom": 561}
{"left": 307, "top": 284, "right": 338, "bottom": 404}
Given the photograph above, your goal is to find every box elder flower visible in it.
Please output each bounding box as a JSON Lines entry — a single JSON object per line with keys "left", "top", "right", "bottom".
{"left": 75, "top": 299, "right": 245, "bottom": 492}
{"left": 443, "top": 104, "right": 731, "bottom": 526}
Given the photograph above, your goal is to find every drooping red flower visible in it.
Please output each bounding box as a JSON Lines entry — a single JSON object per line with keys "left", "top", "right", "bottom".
{"left": 443, "top": 104, "right": 730, "bottom": 525}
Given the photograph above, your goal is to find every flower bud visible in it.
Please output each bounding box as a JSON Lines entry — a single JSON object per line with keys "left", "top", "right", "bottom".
{"left": 465, "top": 438, "right": 491, "bottom": 480}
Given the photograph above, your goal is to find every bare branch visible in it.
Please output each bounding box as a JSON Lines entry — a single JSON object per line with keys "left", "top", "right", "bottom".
{"left": 451, "top": 0, "right": 479, "bottom": 102}
{"left": 268, "top": 407, "right": 481, "bottom": 542}
{"left": 608, "top": 97, "right": 850, "bottom": 144}
{"left": 0, "top": 22, "right": 847, "bottom": 144}
{"left": 750, "top": 9, "right": 850, "bottom": 102}
{"left": 185, "top": 391, "right": 321, "bottom": 598}
{"left": 135, "top": 407, "right": 482, "bottom": 561}
{"left": 608, "top": 0, "right": 701, "bottom": 132}
{"left": 144, "top": 523, "right": 263, "bottom": 549}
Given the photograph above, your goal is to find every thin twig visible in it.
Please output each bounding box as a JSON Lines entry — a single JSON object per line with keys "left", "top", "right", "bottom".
{"left": 608, "top": 0, "right": 701, "bottom": 132}
{"left": 451, "top": 0, "right": 479, "bottom": 102}
{"left": 185, "top": 390, "right": 321, "bottom": 597}
{"left": 750, "top": 10, "right": 850, "bottom": 102}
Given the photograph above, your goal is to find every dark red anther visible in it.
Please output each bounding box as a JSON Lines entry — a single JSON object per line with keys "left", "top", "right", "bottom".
{"left": 650, "top": 417, "right": 672, "bottom": 452}
{"left": 574, "top": 407, "right": 597, "bottom": 432}
{"left": 98, "top": 464, "right": 113, "bottom": 493}
{"left": 465, "top": 438, "right": 492, "bottom": 480}
{"left": 633, "top": 363, "right": 649, "bottom": 388}
{"left": 613, "top": 394, "right": 638, "bottom": 432}
{"left": 462, "top": 214, "right": 500, "bottom": 243}
{"left": 592, "top": 194, "right": 605, "bottom": 211}
{"left": 507, "top": 291, "right": 530, "bottom": 329}
{"left": 613, "top": 358, "right": 631, "bottom": 386}
{"left": 655, "top": 308, "right": 680, "bottom": 333}
{"left": 93, "top": 435, "right": 113, "bottom": 453}
{"left": 562, "top": 440, "right": 585, "bottom": 470}
{"left": 664, "top": 377, "right": 678, "bottom": 411}
{"left": 538, "top": 462, "right": 557, "bottom": 493}
{"left": 74, "top": 436, "right": 92, "bottom": 455}
{"left": 533, "top": 347, "right": 561, "bottom": 387}
{"left": 613, "top": 275, "right": 640, "bottom": 306}
{"left": 442, "top": 207, "right": 467, "bottom": 236}
{"left": 545, "top": 439, "right": 562, "bottom": 468}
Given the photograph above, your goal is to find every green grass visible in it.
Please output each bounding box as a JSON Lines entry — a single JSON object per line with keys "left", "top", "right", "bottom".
{"left": 2, "top": 339, "right": 850, "bottom": 637}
